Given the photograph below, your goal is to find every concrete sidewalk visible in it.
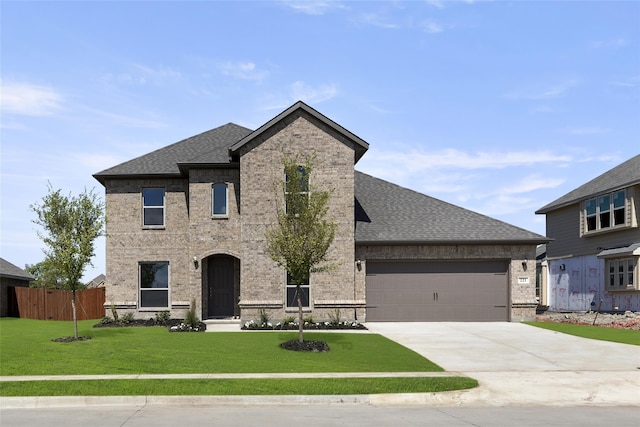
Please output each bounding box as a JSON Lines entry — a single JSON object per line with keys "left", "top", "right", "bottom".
{"left": 2, "top": 322, "right": 639, "bottom": 408}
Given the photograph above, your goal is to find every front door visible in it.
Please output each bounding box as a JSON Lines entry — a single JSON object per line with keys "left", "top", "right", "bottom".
{"left": 207, "top": 255, "right": 236, "bottom": 318}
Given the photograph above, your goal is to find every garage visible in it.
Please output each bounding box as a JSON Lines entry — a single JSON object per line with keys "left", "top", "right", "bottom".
{"left": 365, "top": 260, "right": 509, "bottom": 322}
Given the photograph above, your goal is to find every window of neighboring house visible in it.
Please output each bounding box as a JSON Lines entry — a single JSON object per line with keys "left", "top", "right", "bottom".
{"left": 139, "top": 262, "right": 169, "bottom": 308}
{"left": 285, "top": 166, "right": 309, "bottom": 215}
{"left": 212, "top": 183, "right": 228, "bottom": 216}
{"left": 286, "top": 272, "right": 309, "bottom": 308}
{"left": 584, "top": 190, "right": 627, "bottom": 233}
{"left": 606, "top": 258, "right": 638, "bottom": 291}
{"left": 142, "top": 188, "right": 165, "bottom": 227}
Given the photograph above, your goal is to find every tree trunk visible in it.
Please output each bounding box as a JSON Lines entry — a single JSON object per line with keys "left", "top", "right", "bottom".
{"left": 297, "top": 284, "right": 304, "bottom": 343}
{"left": 72, "top": 289, "right": 78, "bottom": 339}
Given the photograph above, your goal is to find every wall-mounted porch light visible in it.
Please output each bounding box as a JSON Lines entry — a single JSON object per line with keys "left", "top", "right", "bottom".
{"left": 193, "top": 256, "right": 199, "bottom": 270}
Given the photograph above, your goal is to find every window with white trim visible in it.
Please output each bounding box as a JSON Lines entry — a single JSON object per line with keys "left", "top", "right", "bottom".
{"left": 212, "top": 183, "right": 228, "bottom": 216}
{"left": 142, "top": 188, "right": 165, "bottom": 227}
{"left": 286, "top": 272, "right": 309, "bottom": 308}
{"left": 584, "top": 190, "right": 626, "bottom": 233}
{"left": 139, "top": 262, "right": 169, "bottom": 308}
{"left": 606, "top": 258, "right": 638, "bottom": 291}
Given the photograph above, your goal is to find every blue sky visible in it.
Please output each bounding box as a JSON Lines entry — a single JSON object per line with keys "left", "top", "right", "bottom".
{"left": 1, "top": 1, "right": 639, "bottom": 281}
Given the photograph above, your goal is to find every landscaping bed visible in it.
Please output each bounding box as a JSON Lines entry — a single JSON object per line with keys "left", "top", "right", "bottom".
{"left": 94, "top": 317, "right": 207, "bottom": 332}
{"left": 242, "top": 320, "right": 366, "bottom": 331}
{"left": 536, "top": 311, "right": 640, "bottom": 330}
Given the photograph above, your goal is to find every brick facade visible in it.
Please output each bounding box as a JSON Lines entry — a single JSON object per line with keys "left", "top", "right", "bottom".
{"left": 99, "top": 102, "right": 542, "bottom": 323}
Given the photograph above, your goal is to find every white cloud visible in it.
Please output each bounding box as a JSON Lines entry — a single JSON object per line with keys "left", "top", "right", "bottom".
{"left": 590, "top": 38, "right": 628, "bottom": 49}
{"left": 289, "top": 81, "right": 338, "bottom": 103}
{"left": 426, "top": 1, "right": 446, "bottom": 9}
{"left": 281, "top": 1, "right": 345, "bottom": 15}
{"left": 74, "top": 153, "right": 126, "bottom": 171}
{"left": 0, "top": 80, "right": 64, "bottom": 116}
{"left": 101, "top": 64, "right": 182, "bottom": 86}
{"left": 493, "top": 174, "right": 565, "bottom": 196}
{"left": 608, "top": 75, "right": 640, "bottom": 88}
{"left": 503, "top": 80, "right": 579, "bottom": 100}
{"left": 420, "top": 20, "right": 446, "bottom": 33}
{"left": 83, "top": 107, "right": 168, "bottom": 128}
{"left": 218, "top": 61, "right": 269, "bottom": 82}
{"left": 561, "top": 127, "right": 611, "bottom": 135}
{"left": 357, "top": 13, "right": 399, "bottom": 29}
{"left": 362, "top": 148, "right": 572, "bottom": 172}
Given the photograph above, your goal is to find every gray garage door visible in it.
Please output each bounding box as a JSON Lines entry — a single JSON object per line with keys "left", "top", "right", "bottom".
{"left": 366, "top": 260, "right": 509, "bottom": 322}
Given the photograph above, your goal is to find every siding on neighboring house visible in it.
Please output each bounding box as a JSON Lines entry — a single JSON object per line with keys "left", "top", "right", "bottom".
{"left": 545, "top": 184, "right": 640, "bottom": 260}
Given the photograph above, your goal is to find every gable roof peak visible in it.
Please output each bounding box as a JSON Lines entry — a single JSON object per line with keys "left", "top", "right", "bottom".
{"left": 229, "top": 100, "right": 369, "bottom": 163}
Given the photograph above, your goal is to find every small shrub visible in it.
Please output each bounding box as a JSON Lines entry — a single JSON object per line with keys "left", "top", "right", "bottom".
{"left": 328, "top": 309, "right": 341, "bottom": 325}
{"left": 259, "top": 309, "right": 270, "bottom": 325}
{"left": 282, "top": 316, "right": 296, "bottom": 325}
{"left": 121, "top": 312, "right": 135, "bottom": 324}
{"left": 155, "top": 310, "right": 170, "bottom": 325}
{"left": 303, "top": 315, "right": 314, "bottom": 324}
{"left": 184, "top": 299, "right": 200, "bottom": 330}
{"left": 99, "top": 316, "right": 113, "bottom": 325}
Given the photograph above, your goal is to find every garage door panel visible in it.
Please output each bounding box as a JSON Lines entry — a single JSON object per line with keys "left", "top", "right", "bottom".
{"left": 366, "top": 261, "right": 508, "bottom": 322}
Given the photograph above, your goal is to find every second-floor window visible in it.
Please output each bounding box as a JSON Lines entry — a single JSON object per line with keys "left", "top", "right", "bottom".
{"left": 142, "top": 188, "right": 165, "bottom": 227}
{"left": 285, "top": 166, "right": 309, "bottom": 215}
{"left": 585, "top": 190, "right": 626, "bottom": 233}
{"left": 212, "top": 183, "right": 228, "bottom": 216}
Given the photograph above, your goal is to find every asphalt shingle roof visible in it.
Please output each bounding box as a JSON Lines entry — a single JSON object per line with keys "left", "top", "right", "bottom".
{"left": 536, "top": 154, "right": 640, "bottom": 214}
{"left": 0, "top": 258, "right": 35, "bottom": 281}
{"left": 355, "top": 171, "right": 548, "bottom": 244}
{"left": 92, "top": 107, "right": 547, "bottom": 245}
{"left": 93, "top": 123, "right": 252, "bottom": 182}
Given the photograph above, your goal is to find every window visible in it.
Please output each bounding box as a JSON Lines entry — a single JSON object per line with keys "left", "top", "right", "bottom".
{"left": 212, "top": 183, "right": 228, "bottom": 216}
{"left": 606, "top": 258, "right": 638, "bottom": 291}
{"left": 584, "top": 190, "right": 626, "bottom": 233}
{"left": 285, "top": 166, "right": 309, "bottom": 215}
{"left": 142, "top": 188, "right": 165, "bottom": 227}
{"left": 286, "top": 272, "right": 309, "bottom": 308}
{"left": 139, "top": 262, "right": 169, "bottom": 308}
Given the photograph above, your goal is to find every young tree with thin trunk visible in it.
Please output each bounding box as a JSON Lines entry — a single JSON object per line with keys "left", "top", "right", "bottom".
{"left": 265, "top": 156, "right": 337, "bottom": 344}
{"left": 31, "top": 183, "right": 104, "bottom": 339}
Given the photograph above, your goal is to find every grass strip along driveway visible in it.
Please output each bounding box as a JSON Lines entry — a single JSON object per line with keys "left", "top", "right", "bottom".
{"left": 526, "top": 321, "right": 640, "bottom": 346}
{"left": 0, "top": 319, "right": 476, "bottom": 396}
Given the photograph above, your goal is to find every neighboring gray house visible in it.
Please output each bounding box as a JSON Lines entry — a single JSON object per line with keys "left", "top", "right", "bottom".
{"left": 94, "top": 101, "right": 547, "bottom": 323}
{"left": 0, "top": 258, "right": 34, "bottom": 317}
{"left": 536, "top": 154, "right": 640, "bottom": 312}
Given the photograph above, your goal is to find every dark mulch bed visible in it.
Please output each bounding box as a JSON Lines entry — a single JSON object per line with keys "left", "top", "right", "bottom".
{"left": 280, "top": 339, "right": 330, "bottom": 352}
{"left": 242, "top": 322, "right": 367, "bottom": 331}
{"left": 93, "top": 318, "right": 206, "bottom": 332}
{"left": 52, "top": 336, "right": 92, "bottom": 343}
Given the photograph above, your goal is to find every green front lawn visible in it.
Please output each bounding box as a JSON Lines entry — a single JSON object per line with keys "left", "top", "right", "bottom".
{"left": 0, "top": 318, "right": 478, "bottom": 396}
{"left": 526, "top": 321, "right": 640, "bottom": 346}
{"left": 0, "top": 318, "right": 441, "bottom": 375}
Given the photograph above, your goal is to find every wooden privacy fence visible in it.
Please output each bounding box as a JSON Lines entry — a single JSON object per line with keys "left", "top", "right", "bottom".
{"left": 10, "top": 287, "right": 105, "bottom": 321}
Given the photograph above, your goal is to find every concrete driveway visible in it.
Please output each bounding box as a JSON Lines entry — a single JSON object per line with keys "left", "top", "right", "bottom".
{"left": 366, "top": 322, "right": 640, "bottom": 406}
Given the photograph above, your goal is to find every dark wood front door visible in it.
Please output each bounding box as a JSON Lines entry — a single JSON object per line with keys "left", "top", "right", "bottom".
{"left": 207, "top": 255, "right": 236, "bottom": 318}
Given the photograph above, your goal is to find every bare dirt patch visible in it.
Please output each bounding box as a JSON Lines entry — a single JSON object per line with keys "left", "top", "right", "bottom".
{"left": 536, "top": 311, "right": 640, "bottom": 330}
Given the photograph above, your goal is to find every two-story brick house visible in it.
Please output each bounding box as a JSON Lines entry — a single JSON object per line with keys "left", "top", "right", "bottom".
{"left": 94, "top": 101, "right": 548, "bottom": 323}
{"left": 536, "top": 155, "right": 640, "bottom": 312}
